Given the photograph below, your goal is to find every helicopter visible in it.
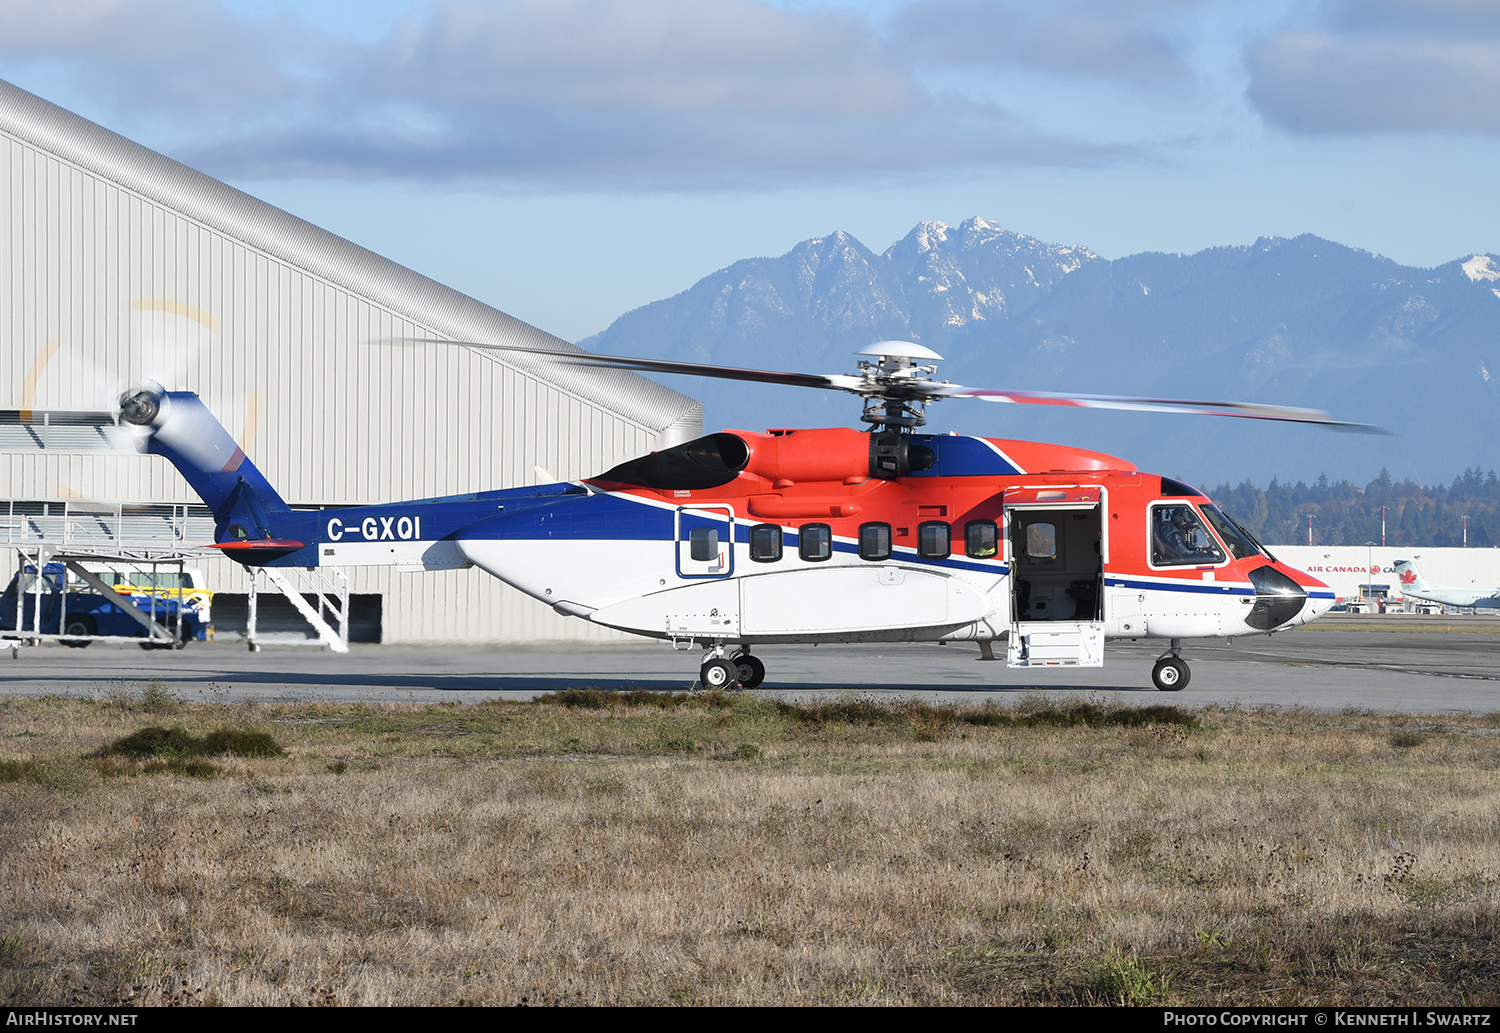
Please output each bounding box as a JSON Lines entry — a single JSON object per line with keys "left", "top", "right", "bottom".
{"left": 116, "top": 340, "right": 1358, "bottom": 692}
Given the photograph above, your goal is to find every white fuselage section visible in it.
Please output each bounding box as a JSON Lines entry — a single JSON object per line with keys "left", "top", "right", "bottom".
{"left": 1403, "top": 583, "right": 1500, "bottom": 608}
{"left": 453, "top": 492, "right": 1332, "bottom": 647}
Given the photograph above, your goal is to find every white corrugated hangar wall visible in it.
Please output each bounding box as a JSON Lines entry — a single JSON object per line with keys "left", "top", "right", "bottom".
{"left": 0, "top": 78, "right": 703, "bottom": 643}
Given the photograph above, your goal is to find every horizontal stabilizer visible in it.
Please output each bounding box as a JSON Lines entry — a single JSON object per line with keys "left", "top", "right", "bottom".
{"left": 207, "top": 539, "right": 306, "bottom": 552}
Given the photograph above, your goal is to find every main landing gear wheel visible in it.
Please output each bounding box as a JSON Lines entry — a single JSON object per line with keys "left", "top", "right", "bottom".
{"left": 733, "top": 654, "right": 766, "bottom": 689}
{"left": 1152, "top": 656, "right": 1190, "bottom": 691}
{"left": 700, "top": 658, "right": 739, "bottom": 690}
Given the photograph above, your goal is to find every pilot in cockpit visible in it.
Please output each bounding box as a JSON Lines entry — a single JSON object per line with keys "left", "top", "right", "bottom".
{"left": 1153, "top": 505, "right": 1222, "bottom": 565}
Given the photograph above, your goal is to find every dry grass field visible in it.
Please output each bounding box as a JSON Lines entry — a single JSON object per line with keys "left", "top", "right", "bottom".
{"left": 2, "top": 684, "right": 1498, "bottom": 1006}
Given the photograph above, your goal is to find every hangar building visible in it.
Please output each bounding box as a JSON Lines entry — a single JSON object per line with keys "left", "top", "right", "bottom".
{"left": 0, "top": 77, "right": 702, "bottom": 643}
{"left": 1275, "top": 546, "right": 1500, "bottom": 611}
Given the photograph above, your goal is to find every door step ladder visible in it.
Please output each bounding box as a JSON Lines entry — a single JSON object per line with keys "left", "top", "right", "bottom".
{"left": 1007, "top": 621, "right": 1104, "bottom": 667}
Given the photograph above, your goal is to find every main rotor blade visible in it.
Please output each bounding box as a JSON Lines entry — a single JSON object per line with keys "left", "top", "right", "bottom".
{"left": 390, "top": 336, "right": 1384, "bottom": 432}
{"left": 939, "top": 386, "right": 1388, "bottom": 433}
{"left": 394, "top": 338, "right": 859, "bottom": 392}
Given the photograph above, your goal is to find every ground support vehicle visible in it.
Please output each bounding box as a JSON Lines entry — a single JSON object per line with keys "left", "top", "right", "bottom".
{"left": 1, "top": 557, "right": 207, "bottom": 653}
{"left": 82, "top": 561, "right": 214, "bottom": 629}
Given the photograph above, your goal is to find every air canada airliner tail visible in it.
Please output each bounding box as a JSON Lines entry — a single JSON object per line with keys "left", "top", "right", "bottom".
{"left": 1392, "top": 559, "right": 1429, "bottom": 592}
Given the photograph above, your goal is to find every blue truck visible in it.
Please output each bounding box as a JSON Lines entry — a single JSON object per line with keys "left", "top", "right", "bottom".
{"left": 0, "top": 563, "right": 207, "bottom": 648}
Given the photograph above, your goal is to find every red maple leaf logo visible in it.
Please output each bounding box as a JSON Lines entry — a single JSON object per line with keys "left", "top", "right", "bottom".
{"left": 1399, "top": 569, "right": 1417, "bottom": 585}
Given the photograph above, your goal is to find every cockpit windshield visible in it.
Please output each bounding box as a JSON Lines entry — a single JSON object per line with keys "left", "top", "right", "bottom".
{"left": 1199, "top": 505, "right": 1264, "bottom": 561}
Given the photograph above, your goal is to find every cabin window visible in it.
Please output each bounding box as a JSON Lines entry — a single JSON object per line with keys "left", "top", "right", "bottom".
{"left": 965, "top": 520, "right": 999, "bottom": 558}
{"left": 688, "top": 526, "right": 719, "bottom": 562}
{"left": 1150, "top": 504, "right": 1226, "bottom": 567}
{"left": 749, "top": 524, "right": 783, "bottom": 563}
{"left": 799, "top": 523, "right": 832, "bottom": 562}
{"left": 917, "top": 521, "right": 950, "bottom": 559}
{"left": 1026, "top": 522, "right": 1057, "bottom": 560}
{"left": 859, "top": 522, "right": 892, "bottom": 561}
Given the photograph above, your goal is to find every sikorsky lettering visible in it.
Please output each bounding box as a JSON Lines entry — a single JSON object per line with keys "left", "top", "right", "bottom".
{"left": 326, "top": 515, "right": 421, "bottom": 543}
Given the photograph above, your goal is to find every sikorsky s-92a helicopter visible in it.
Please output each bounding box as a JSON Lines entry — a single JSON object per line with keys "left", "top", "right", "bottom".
{"left": 117, "top": 340, "right": 1362, "bottom": 691}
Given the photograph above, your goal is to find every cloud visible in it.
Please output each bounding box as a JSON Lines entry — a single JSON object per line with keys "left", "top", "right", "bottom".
{"left": 1246, "top": 0, "right": 1500, "bottom": 133}
{"left": 370, "top": 0, "right": 909, "bottom": 116}
{"left": 895, "top": 0, "right": 1195, "bottom": 88}
{"left": 0, "top": 0, "right": 1116, "bottom": 188}
{"left": 0, "top": 0, "right": 319, "bottom": 112}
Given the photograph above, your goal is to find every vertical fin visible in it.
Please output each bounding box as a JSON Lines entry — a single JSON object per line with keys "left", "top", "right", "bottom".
{"left": 119, "top": 387, "right": 291, "bottom": 539}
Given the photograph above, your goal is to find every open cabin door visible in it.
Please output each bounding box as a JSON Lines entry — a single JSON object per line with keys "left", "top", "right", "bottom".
{"left": 1004, "top": 487, "right": 1106, "bottom": 668}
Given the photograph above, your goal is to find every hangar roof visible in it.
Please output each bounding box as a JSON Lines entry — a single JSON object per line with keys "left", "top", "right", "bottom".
{"left": 0, "top": 77, "right": 701, "bottom": 438}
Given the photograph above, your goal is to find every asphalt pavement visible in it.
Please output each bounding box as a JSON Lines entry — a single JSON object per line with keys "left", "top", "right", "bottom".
{"left": 2, "top": 615, "right": 1496, "bottom": 714}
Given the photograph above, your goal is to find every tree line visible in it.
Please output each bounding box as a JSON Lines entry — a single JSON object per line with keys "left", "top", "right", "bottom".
{"left": 1204, "top": 468, "right": 1500, "bottom": 548}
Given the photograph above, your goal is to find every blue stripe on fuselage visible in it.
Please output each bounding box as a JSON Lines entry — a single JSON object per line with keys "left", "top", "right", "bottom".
{"left": 457, "top": 490, "right": 674, "bottom": 543}
{"left": 251, "top": 483, "right": 596, "bottom": 565}
{"left": 823, "top": 537, "right": 1007, "bottom": 576}
{"left": 1106, "top": 577, "right": 1255, "bottom": 597}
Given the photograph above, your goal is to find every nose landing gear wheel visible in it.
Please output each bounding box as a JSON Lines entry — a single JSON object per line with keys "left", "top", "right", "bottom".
{"left": 1152, "top": 656, "right": 1190, "bottom": 691}
{"left": 733, "top": 654, "right": 766, "bottom": 689}
{"left": 700, "top": 658, "right": 739, "bottom": 690}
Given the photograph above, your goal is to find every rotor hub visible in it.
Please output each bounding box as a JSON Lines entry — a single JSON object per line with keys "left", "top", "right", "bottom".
{"left": 119, "top": 386, "right": 164, "bottom": 426}
{"left": 851, "top": 341, "right": 946, "bottom": 429}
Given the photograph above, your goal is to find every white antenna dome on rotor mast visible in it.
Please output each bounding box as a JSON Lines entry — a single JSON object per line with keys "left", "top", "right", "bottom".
{"left": 855, "top": 340, "right": 944, "bottom": 363}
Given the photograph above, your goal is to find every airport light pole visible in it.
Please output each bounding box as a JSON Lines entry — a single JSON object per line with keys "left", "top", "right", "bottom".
{"left": 1381, "top": 506, "right": 1387, "bottom": 547}
{"left": 1307, "top": 513, "right": 1314, "bottom": 547}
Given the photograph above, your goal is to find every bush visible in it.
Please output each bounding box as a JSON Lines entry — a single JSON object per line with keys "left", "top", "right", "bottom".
{"left": 98, "top": 725, "right": 284, "bottom": 760}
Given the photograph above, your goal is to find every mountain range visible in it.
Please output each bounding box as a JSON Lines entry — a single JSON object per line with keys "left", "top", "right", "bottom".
{"left": 580, "top": 217, "right": 1500, "bottom": 488}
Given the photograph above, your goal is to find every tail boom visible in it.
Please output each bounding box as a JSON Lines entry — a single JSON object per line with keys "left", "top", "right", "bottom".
{"left": 121, "top": 388, "right": 591, "bottom": 568}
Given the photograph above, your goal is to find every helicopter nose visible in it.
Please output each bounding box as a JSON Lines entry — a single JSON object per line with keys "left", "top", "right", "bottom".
{"left": 1242, "top": 564, "right": 1335, "bottom": 630}
{"left": 1243, "top": 564, "right": 1310, "bottom": 631}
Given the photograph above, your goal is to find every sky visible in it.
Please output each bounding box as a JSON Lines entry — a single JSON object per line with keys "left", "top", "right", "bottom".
{"left": 2, "top": 0, "right": 1499, "bottom": 343}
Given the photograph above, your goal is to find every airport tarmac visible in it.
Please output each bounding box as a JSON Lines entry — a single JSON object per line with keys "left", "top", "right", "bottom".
{"left": 1, "top": 617, "right": 1497, "bottom": 713}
